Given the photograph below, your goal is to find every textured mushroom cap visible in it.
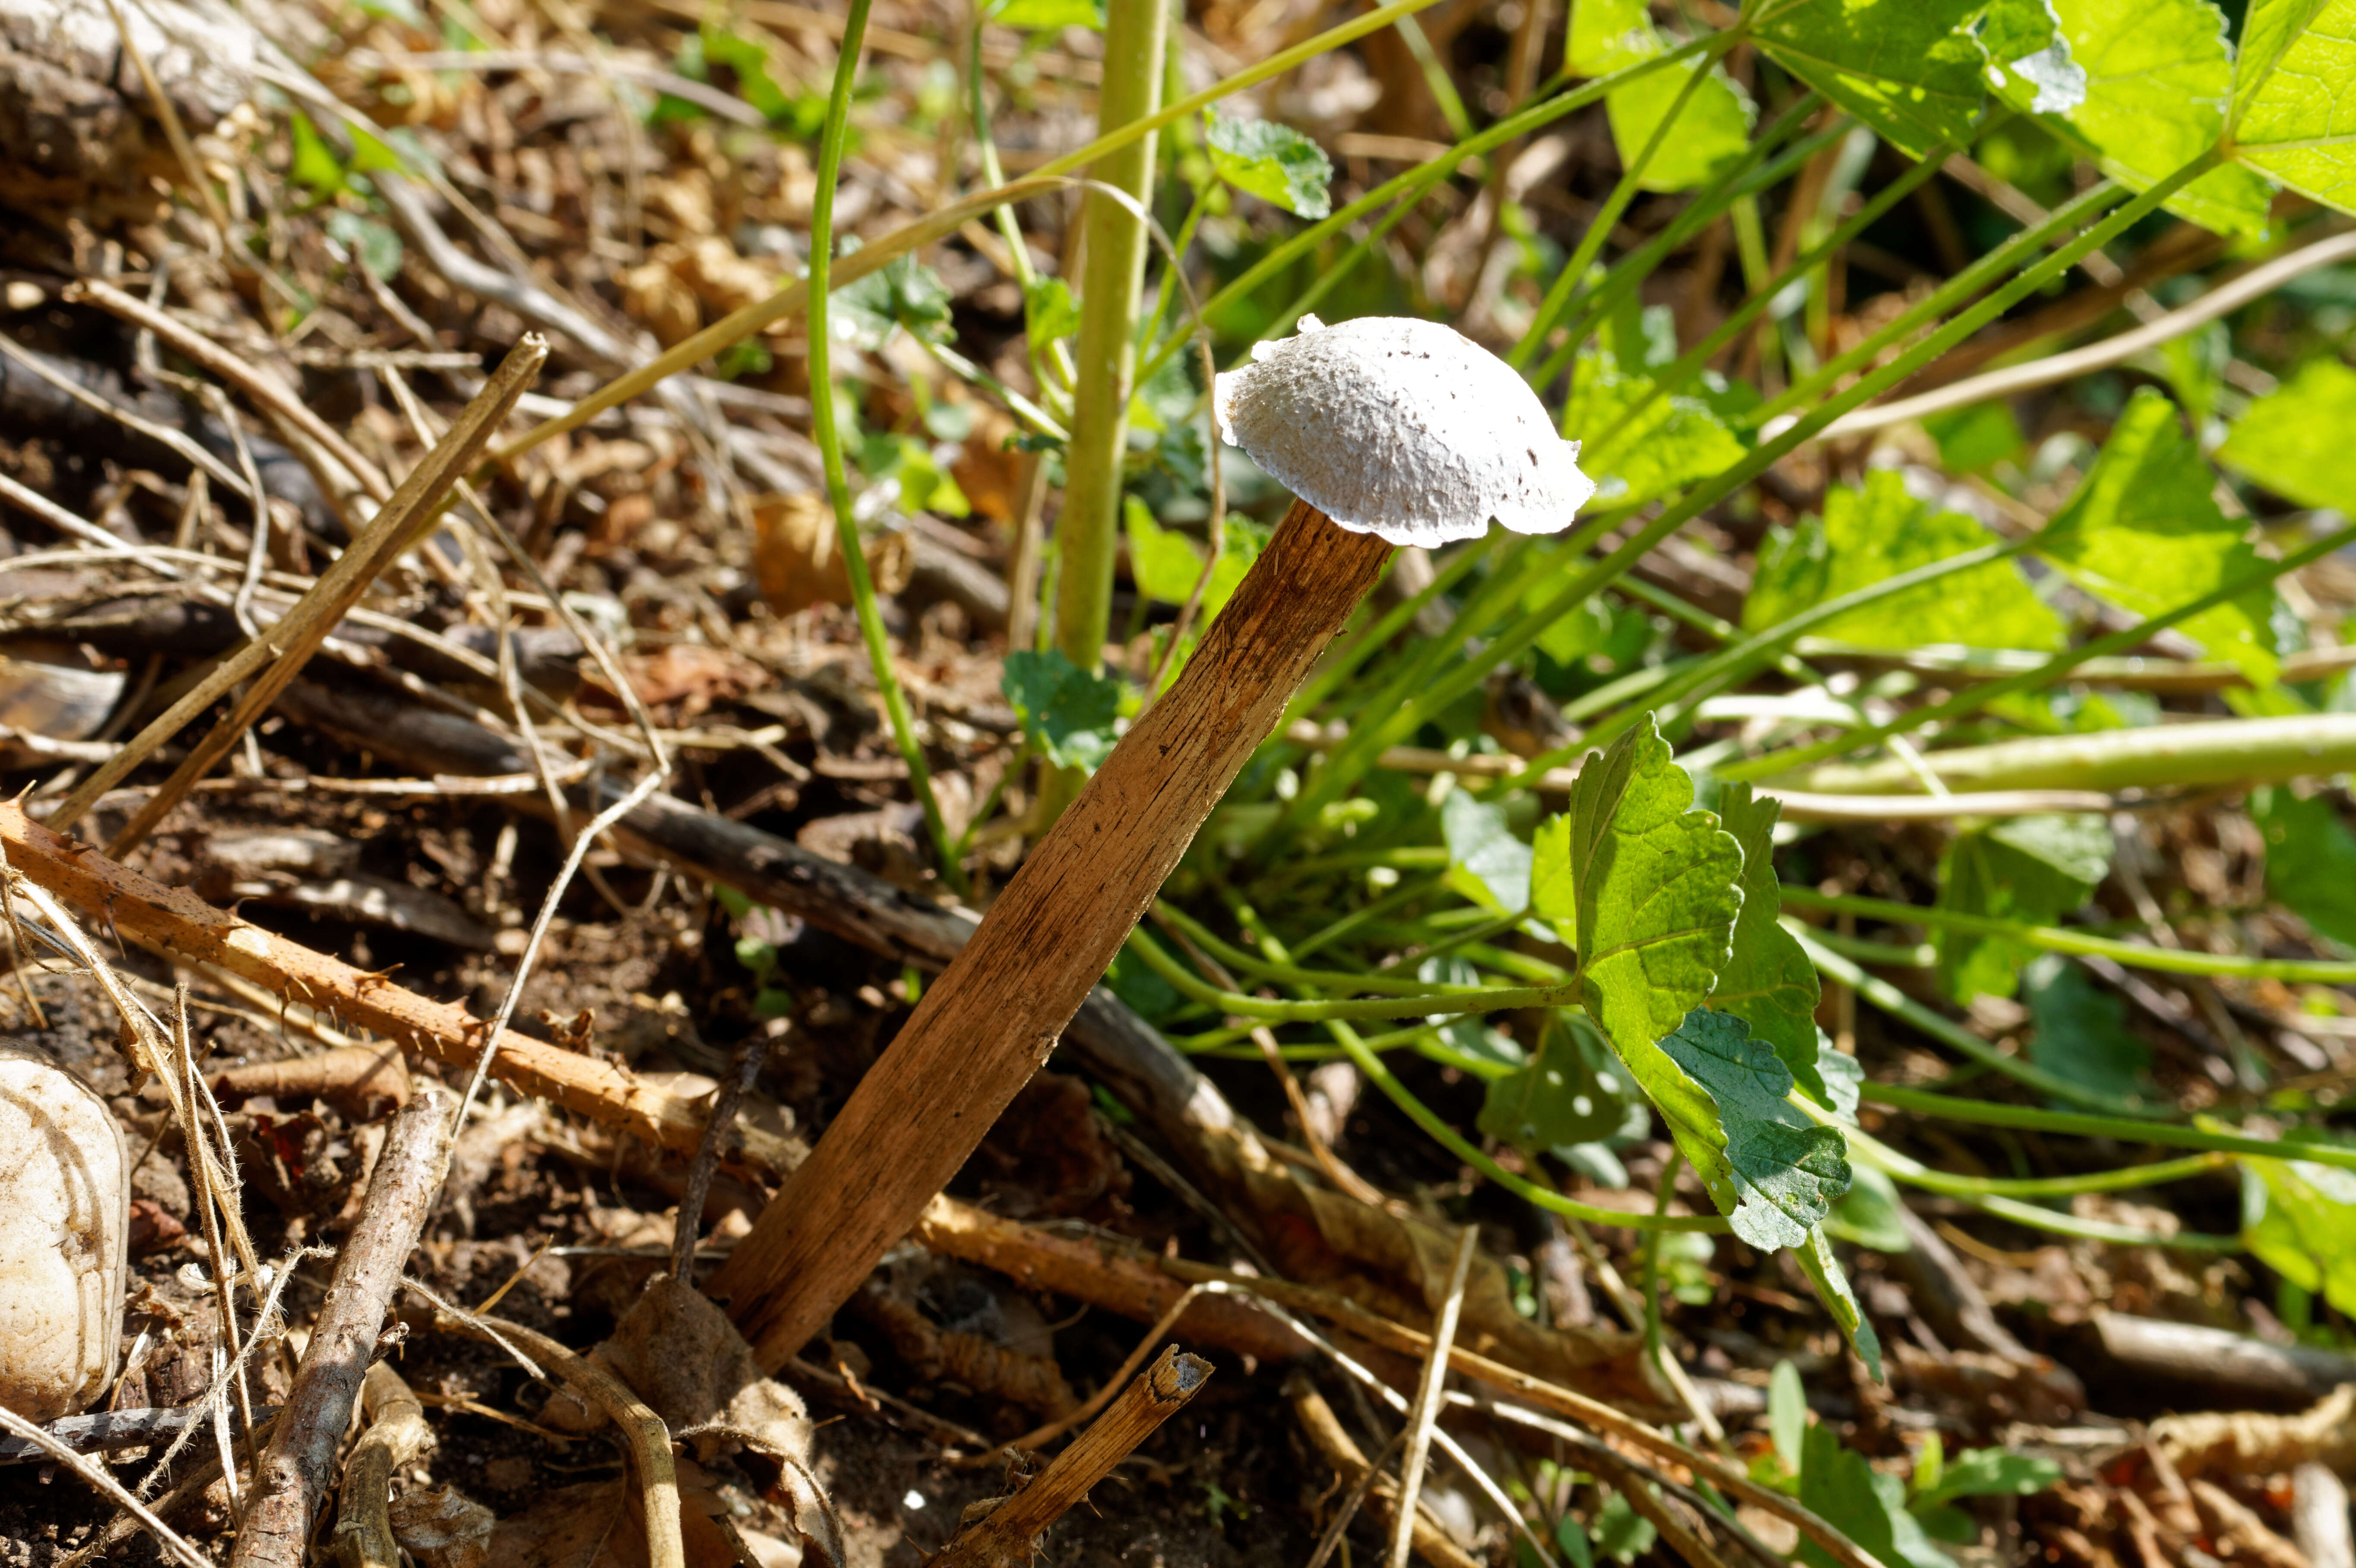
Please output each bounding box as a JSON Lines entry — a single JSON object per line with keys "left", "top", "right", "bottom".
{"left": 1213, "top": 315, "right": 1596, "bottom": 548}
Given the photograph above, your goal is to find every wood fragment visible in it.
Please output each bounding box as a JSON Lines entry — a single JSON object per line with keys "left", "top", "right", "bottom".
{"left": 331, "top": 1363, "right": 433, "bottom": 1568}
{"left": 2094, "top": 1312, "right": 2356, "bottom": 1400}
{"left": 1286, "top": 1371, "right": 1481, "bottom": 1568}
{"left": 708, "top": 500, "right": 1393, "bottom": 1367}
{"left": 931, "top": 1346, "right": 1213, "bottom": 1568}
{"left": 231, "top": 1087, "right": 453, "bottom": 1568}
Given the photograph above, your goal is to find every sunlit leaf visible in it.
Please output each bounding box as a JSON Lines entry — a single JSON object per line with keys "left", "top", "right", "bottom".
{"left": 2230, "top": 0, "right": 2356, "bottom": 217}
{"left": 1002, "top": 648, "right": 1121, "bottom": 770}
{"left": 2047, "top": 0, "right": 2276, "bottom": 235}
{"left": 1980, "top": 0, "right": 2087, "bottom": 113}
{"left": 1537, "top": 717, "right": 1743, "bottom": 1195}
{"left": 1935, "top": 814, "right": 2112, "bottom": 1003}
{"left": 2023, "top": 954, "right": 2151, "bottom": 1103}
{"left": 2251, "top": 784, "right": 2356, "bottom": 950}
{"left": 1709, "top": 784, "right": 1825, "bottom": 1097}
{"left": 1794, "top": 1225, "right": 1885, "bottom": 1381}
{"left": 1755, "top": 0, "right": 1987, "bottom": 155}
{"left": 2035, "top": 387, "right": 2280, "bottom": 684}
{"left": 1573, "top": 351, "right": 1748, "bottom": 509}
{"left": 1023, "top": 275, "right": 1080, "bottom": 357}
{"left": 2218, "top": 358, "right": 2356, "bottom": 511}
{"left": 1799, "top": 1419, "right": 1946, "bottom": 1568}
{"left": 288, "top": 112, "right": 347, "bottom": 201}
{"left": 1743, "top": 469, "right": 2063, "bottom": 653}
{"left": 990, "top": 0, "right": 1104, "bottom": 28}
{"left": 2243, "top": 1141, "right": 2356, "bottom": 1318}
{"left": 1206, "top": 114, "right": 1334, "bottom": 218}
{"left": 1607, "top": 62, "right": 1756, "bottom": 191}
{"left": 1441, "top": 790, "right": 1534, "bottom": 917}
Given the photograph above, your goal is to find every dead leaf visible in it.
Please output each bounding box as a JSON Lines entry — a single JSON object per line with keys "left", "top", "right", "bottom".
{"left": 752, "top": 493, "right": 912, "bottom": 616}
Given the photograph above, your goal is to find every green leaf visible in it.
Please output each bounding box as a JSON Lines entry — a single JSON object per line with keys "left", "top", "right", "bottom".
{"left": 859, "top": 432, "right": 969, "bottom": 517}
{"left": 1002, "top": 648, "right": 1122, "bottom": 771}
{"left": 835, "top": 253, "right": 956, "bottom": 350}
{"left": 1206, "top": 114, "right": 1333, "bottom": 219}
{"left": 1574, "top": 352, "right": 1749, "bottom": 509}
{"left": 1659, "top": 1010, "right": 1854, "bottom": 1251}
{"left": 1923, "top": 401, "right": 2027, "bottom": 473}
{"left": 1607, "top": 62, "right": 1757, "bottom": 192}
{"left": 2245, "top": 1144, "right": 2356, "bottom": 1316}
{"left": 1593, "top": 1486, "right": 1659, "bottom": 1565}
{"left": 1023, "top": 276, "right": 1080, "bottom": 358}
{"left": 1543, "top": 717, "right": 1744, "bottom": 1192}
{"left": 324, "top": 210, "right": 402, "bottom": 278}
{"left": 2218, "top": 358, "right": 2356, "bottom": 511}
{"left": 990, "top": 0, "right": 1104, "bottom": 28}
{"left": 1755, "top": 0, "right": 1987, "bottom": 155}
{"left": 2252, "top": 785, "right": 2356, "bottom": 951}
{"left": 1126, "top": 496, "right": 1210, "bottom": 607}
{"left": 1567, "top": 0, "right": 1656, "bottom": 73}
{"left": 1443, "top": 790, "right": 1535, "bottom": 917}
{"left": 1824, "top": 1164, "right": 1913, "bottom": 1252}
{"left": 1794, "top": 1225, "right": 1886, "bottom": 1382}
{"left": 2023, "top": 955, "right": 2152, "bottom": 1103}
{"left": 2049, "top": 0, "right": 2277, "bottom": 236}
{"left": 288, "top": 112, "right": 348, "bottom": 201}
{"left": 1799, "top": 1420, "right": 1948, "bottom": 1568}
{"left": 1768, "top": 1360, "right": 1807, "bottom": 1476}
{"left": 1479, "top": 1010, "right": 1635, "bottom": 1151}
{"left": 2035, "top": 387, "right": 2280, "bottom": 683}
{"left": 1710, "top": 784, "right": 1826, "bottom": 1096}
{"left": 2229, "top": 0, "right": 2356, "bottom": 217}
{"left": 1742, "top": 469, "right": 2063, "bottom": 653}
{"left": 1915, "top": 1448, "right": 2063, "bottom": 1508}
{"left": 1980, "top": 0, "right": 2087, "bottom": 112}
{"left": 698, "top": 25, "right": 797, "bottom": 126}
{"left": 1935, "top": 813, "right": 2112, "bottom": 1003}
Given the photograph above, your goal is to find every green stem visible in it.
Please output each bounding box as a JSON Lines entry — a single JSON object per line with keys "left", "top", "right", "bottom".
{"left": 1798, "top": 933, "right": 2155, "bottom": 1115}
{"left": 1860, "top": 1080, "right": 2356, "bottom": 1173}
{"left": 1526, "top": 100, "right": 1834, "bottom": 391}
{"left": 806, "top": 0, "right": 963, "bottom": 895}
{"left": 1740, "top": 176, "right": 2130, "bottom": 430}
{"left": 1048, "top": 0, "right": 1170, "bottom": 726}
{"left": 1586, "top": 536, "right": 2036, "bottom": 749}
{"left": 1290, "top": 875, "right": 1449, "bottom": 961}
{"left": 1126, "top": 924, "right": 1575, "bottom": 1019}
{"left": 1329, "top": 1019, "right": 1731, "bottom": 1233}
{"left": 1785, "top": 888, "right": 2356, "bottom": 984}
{"left": 1153, "top": 901, "right": 1457, "bottom": 995}
{"left": 1507, "top": 39, "right": 1736, "bottom": 372}
{"left": 1585, "top": 139, "right": 1960, "bottom": 453}
{"left": 1282, "top": 544, "right": 1483, "bottom": 729}
{"left": 1719, "top": 524, "right": 2356, "bottom": 784}
{"left": 1331, "top": 155, "right": 2221, "bottom": 803}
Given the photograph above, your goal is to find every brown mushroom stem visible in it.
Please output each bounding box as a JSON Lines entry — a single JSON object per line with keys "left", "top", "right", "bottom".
{"left": 708, "top": 498, "right": 1391, "bottom": 1366}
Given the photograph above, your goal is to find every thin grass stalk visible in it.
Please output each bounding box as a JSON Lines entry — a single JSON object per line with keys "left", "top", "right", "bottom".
{"left": 1717, "top": 516, "right": 2356, "bottom": 783}
{"left": 1306, "top": 152, "right": 2223, "bottom": 798}
{"left": 1506, "top": 38, "right": 1738, "bottom": 371}
{"left": 1583, "top": 139, "right": 1960, "bottom": 452}
{"left": 804, "top": 0, "right": 963, "bottom": 892}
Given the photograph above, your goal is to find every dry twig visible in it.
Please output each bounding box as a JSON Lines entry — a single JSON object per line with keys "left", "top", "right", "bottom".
{"left": 231, "top": 1087, "right": 454, "bottom": 1568}
{"left": 1286, "top": 1372, "right": 1479, "bottom": 1568}
{"left": 1389, "top": 1227, "right": 1477, "bottom": 1568}
{"left": 330, "top": 1363, "right": 434, "bottom": 1568}
{"left": 931, "top": 1347, "right": 1212, "bottom": 1568}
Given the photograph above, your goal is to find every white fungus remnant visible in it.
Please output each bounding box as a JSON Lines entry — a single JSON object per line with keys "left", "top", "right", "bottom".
{"left": 1212, "top": 314, "right": 1597, "bottom": 548}
{"left": 0, "top": 1044, "right": 127, "bottom": 1423}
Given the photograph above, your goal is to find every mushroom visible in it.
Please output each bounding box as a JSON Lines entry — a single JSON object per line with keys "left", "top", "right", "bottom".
{"left": 708, "top": 317, "right": 1595, "bottom": 1365}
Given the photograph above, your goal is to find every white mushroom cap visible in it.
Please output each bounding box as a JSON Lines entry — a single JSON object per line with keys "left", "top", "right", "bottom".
{"left": 1213, "top": 314, "right": 1597, "bottom": 549}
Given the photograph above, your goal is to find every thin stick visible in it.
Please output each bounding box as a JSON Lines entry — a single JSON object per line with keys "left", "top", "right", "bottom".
{"left": 1305, "top": 1426, "right": 1410, "bottom": 1568}
{"left": 0, "top": 1407, "right": 214, "bottom": 1568}
{"left": 331, "top": 1363, "right": 433, "bottom": 1568}
{"left": 57, "top": 1413, "right": 280, "bottom": 1568}
{"left": 1388, "top": 1227, "right": 1477, "bottom": 1568}
{"left": 73, "top": 335, "right": 549, "bottom": 853}
{"left": 1287, "top": 1373, "right": 1479, "bottom": 1568}
{"left": 231, "top": 1087, "right": 454, "bottom": 1568}
{"left": 931, "top": 1347, "right": 1211, "bottom": 1568}
{"left": 672, "top": 1038, "right": 764, "bottom": 1283}
{"left": 1581, "top": 1437, "right": 1738, "bottom": 1568}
